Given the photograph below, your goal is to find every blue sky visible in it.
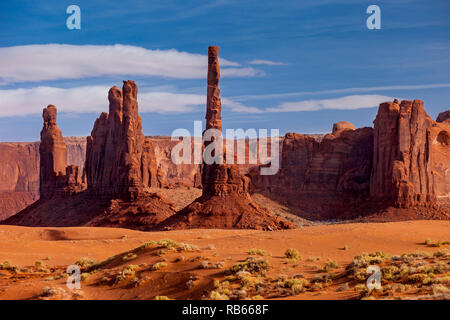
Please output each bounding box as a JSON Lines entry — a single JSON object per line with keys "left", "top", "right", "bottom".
{"left": 0, "top": 0, "right": 449, "bottom": 141}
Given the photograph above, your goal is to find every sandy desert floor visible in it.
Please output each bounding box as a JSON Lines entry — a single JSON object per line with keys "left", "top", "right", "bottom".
{"left": 0, "top": 220, "right": 448, "bottom": 300}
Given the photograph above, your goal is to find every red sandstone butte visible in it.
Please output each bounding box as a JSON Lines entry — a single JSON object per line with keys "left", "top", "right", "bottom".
{"left": 432, "top": 110, "right": 450, "bottom": 207}
{"left": 4, "top": 83, "right": 175, "bottom": 229}
{"left": 248, "top": 124, "right": 374, "bottom": 219}
{"left": 160, "top": 46, "right": 293, "bottom": 230}
{"left": 436, "top": 110, "right": 450, "bottom": 123}
{"left": 370, "top": 99, "right": 435, "bottom": 207}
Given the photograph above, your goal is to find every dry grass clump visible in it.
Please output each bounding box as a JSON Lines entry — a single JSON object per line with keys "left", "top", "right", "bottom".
{"left": 0, "top": 261, "right": 18, "bottom": 273}
{"left": 209, "top": 280, "right": 232, "bottom": 300}
{"left": 230, "top": 257, "right": 270, "bottom": 275}
{"left": 424, "top": 239, "right": 450, "bottom": 248}
{"left": 319, "top": 260, "right": 340, "bottom": 272}
{"left": 279, "top": 278, "right": 310, "bottom": 294}
{"left": 248, "top": 248, "right": 267, "bottom": 256}
{"left": 135, "top": 239, "right": 199, "bottom": 253}
{"left": 75, "top": 257, "right": 96, "bottom": 269}
{"left": 284, "top": 248, "right": 301, "bottom": 260}
{"left": 114, "top": 265, "right": 139, "bottom": 284}
{"left": 200, "top": 261, "right": 225, "bottom": 269}
{"left": 151, "top": 262, "right": 168, "bottom": 271}
{"left": 346, "top": 249, "right": 450, "bottom": 300}
{"left": 122, "top": 253, "right": 137, "bottom": 261}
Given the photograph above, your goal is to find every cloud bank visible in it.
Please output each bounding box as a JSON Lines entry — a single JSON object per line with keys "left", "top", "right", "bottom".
{"left": 0, "top": 86, "right": 393, "bottom": 117}
{"left": 249, "top": 59, "right": 287, "bottom": 66}
{"left": 233, "top": 83, "right": 450, "bottom": 101}
{"left": 266, "top": 95, "right": 393, "bottom": 112}
{"left": 0, "top": 44, "right": 262, "bottom": 84}
{"left": 0, "top": 86, "right": 262, "bottom": 117}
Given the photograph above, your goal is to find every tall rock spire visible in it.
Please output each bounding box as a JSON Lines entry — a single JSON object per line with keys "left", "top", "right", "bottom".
{"left": 206, "top": 46, "right": 222, "bottom": 132}
{"left": 39, "top": 105, "right": 68, "bottom": 199}
{"left": 159, "top": 46, "right": 294, "bottom": 230}
{"left": 85, "top": 81, "right": 146, "bottom": 200}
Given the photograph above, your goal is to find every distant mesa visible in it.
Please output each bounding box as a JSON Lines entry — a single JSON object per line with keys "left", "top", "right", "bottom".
{"left": 332, "top": 121, "right": 355, "bottom": 136}
{"left": 436, "top": 110, "right": 450, "bottom": 123}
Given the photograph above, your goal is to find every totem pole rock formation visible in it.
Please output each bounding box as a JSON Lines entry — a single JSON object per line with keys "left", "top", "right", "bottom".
{"left": 85, "top": 81, "right": 146, "bottom": 200}
{"left": 370, "top": 99, "right": 436, "bottom": 208}
{"left": 39, "top": 105, "right": 68, "bottom": 199}
{"left": 160, "top": 46, "right": 294, "bottom": 230}
{"left": 39, "top": 105, "right": 85, "bottom": 199}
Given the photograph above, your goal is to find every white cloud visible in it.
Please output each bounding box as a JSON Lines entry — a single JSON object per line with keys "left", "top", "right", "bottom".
{"left": 249, "top": 59, "right": 287, "bottom": 66}
{"left": 0, "top": 44, "right": 262, "bottom": 84}
{"left": 266, "top": 95, "right": 394, "bottom": 112}
{"left": 233, "top": 83, "right": 450, "bottom": 101}
{"left": 0, "top": 85, "right": 263, "bottom": 117}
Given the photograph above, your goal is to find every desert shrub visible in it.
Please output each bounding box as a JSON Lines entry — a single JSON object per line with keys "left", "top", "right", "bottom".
{"left": 354, "top": 284, "right": 367, "bottom": 292}
{"left": 320, "top": 260, "right": 340, "bottom": 272}
{"left": 136, "top": 241, "right": 157, "bottom": 250}
{"left": 158, "top": 239, "right": 179, "bottom": 249}
{"left": 430, "top": 241, "right": 442, "bottom": 248}
{"left": 114, "top": 265, "right": 139, "bottom": 284}
{"left": 279, "top": 278, "right": 309, "bottom": 294}
{"left": 432, "top": 284, "right": 450, "bottom": 295}
{"left": 230, "top": 257, "right": 270, "bottom": 275}
{"left": 151, "top": 262, "right": 168, "bottom": 271}
{"left": 311, "top": 274, "right": 334, "bottom": 284}
{"left": 201, "top": 261, "right": 225, "bottom": 269}
{"left": 239, "top": 275, "right": 262, "bottom": 289}
{"left": 381, "top": 266, "right": 400, "bottom": 281}
{"left": 284, "top": 248, "right": 301, "bottom": 260}
{"left": 248, "top": 249, "right": 267, "bottom": 256}
{"left": 35, "top": 260, "right": 44, "bottom": 268}
{"left": 75, "top": 257, "right": 96, "bottom": 269}
{"left": 433, "top": 249, "right": 449, "bottom": 258}
{"left": 157, "top": 249, "right": 168, "bottom": 256}
{"left": 209, "top": 290, "right": 229, "bottom": 300}
{"left": 80, "top": 273, "right": 90, "bottom": 281}
{"left": 432, "top": 276, "right": 450, "bottom": 284}
{"left": 343, "top": 245, "right": 350, "bottom": 250}
{"left": 0, "top": 261, "right": 17, "bottom": 271}
{"left": 307, "top": 257, "right": 321, "bottom": 262}
{"left": 407, "top": 273, "right": 427, "bottom": 283}
{"left": 122, "top": 253, "right": 137, "bottom": 261}
{"left": 178, "top": 243, "right": 199, "bottom": 252}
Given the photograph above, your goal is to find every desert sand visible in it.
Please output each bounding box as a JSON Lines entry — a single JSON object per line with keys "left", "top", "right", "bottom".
{"left": 0, "top": 220, "right": 448, "bottom": 300}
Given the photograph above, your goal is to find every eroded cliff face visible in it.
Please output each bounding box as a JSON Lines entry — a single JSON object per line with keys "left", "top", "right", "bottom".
{"left": 370, "top": 100, "right": 435, "bottom": 207}
{"left": 249, "top": 125, "right": 374, "bottom": 219}
{"left": 85, "top": 82, "right": 146, "bottom": 199}
{"left": 432, "top": 111, "right": 450, "bottom": 206}
{"left": 249, "top": 102, "right": 449, "bottom": 220}
{"left": 0, "top": 142, "right": 40, "bottom": 220}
